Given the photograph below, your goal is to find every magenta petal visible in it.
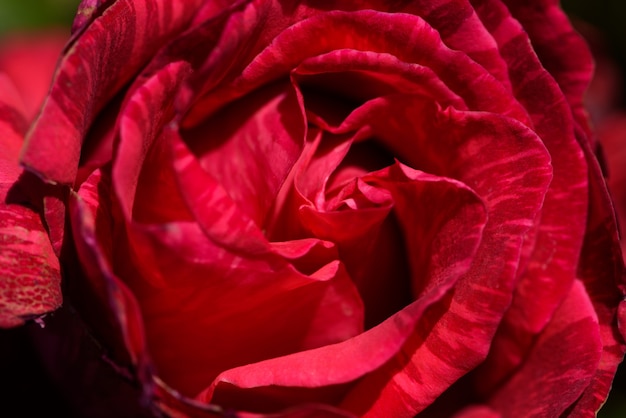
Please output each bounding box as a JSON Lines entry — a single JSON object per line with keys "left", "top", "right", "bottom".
{"left": 21, "top": 0, "right": 205, "bottom": 185}
{"left": 170, "top": 127, "right": 268, "bottom": 253}
{"left": 114, "top": 60, "right": 192, "bottom": 224}
{"left": 112, "top": 79, "right": 365, "bottom": 396}
{"left": 133, "top": 250, "right": 364, "bottom": 397}
{"left": 181, "top": 81, "right": 305, "bottom": 229}
{"left": 467, "top": 0, "right": 590, "bottom": 393}
{"left": 503, "top": 0, "right": 594, "bottom": 136}
{"left": 407, "top": 0, "right": 512, "bottom": 91}
{"left": 187, "top": 9, "right": 529, "bottom": 127}
{"left": 293, "top": 49, "right": 466, "bottom": 116}
{"left": 561, "top": 137, "right": 626, "bottom": 415}
{"left": 195, "top": 168, "right": 487, "bottom": 413}
{"left": 336, "top": 109, "right": 552, "bottom": 416}
{"left": 155, "top": 380, "right": 357, "bottom": 418}
{"left": 0, "top": 184, "right": 62, "bottom": 330}
{"left": 488, "top": 280, "right": 602, "bottom": 416}
{"left": 365, "top": 163, "right": 486, "bottom": 300}
{"left": 71, "top": 0, "right": 116, "bottom": 34}
{"left": 0, "top": 76, "right": 61, "bottom": 328}
{"left": 69, "top": 171, "right": 149, "bottom": 372}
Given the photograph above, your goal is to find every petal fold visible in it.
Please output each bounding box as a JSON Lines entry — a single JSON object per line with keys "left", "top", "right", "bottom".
{"left": 0, "top": 76, "right": 61, "bottom": 328}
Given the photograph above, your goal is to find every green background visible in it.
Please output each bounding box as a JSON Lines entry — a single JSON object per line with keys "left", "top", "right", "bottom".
{"left": 0, "top": 0, "right": 624, "bottom": 416}
{"left": 0, "top": 0, "right": 77, "bottom": 34}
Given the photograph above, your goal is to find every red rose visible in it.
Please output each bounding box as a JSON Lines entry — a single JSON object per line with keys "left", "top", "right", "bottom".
{"left": 1, "top": 1, "right": 625, "bottom": 417}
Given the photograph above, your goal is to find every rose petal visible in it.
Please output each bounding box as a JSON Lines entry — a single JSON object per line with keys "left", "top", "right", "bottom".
{"left": 503, "top": 0, "right": 594, "bottom": 137}
{"left": 114, "top": 60, "right": 193, "bottom": 225}
{"left": 180, "top": 80, "right": 305, "bottom": 230}
{"left": 21, "top": 0, "right": 205, "bottom": 185}
{"left": 196, "top": 172, "right": 487, "bottom": 411}
{"left": 459, "top": 0, "right": 591, "bottom": 394}
{"left": 333, "top": 102, "right": 552, "bottom": 416}
{"left": 155, "top": 377, "right": 357, "bottom": 418}
{"left": 487, "top": 280, "right": 602, "bottom": 416}
{"left": 70, "top": 168, "right": 149, "bottom": 368}
{"left": 169, "top": 127, "right": 268, "bottom": 252}
{"left": 130, "top": 239, "right": 364, "bottom": 397}
{"left": 184, "top": 9, "right": 529, "bottom": 127}
{"left": 71, "top": 0, "right": 116, "bottom": 35}
{"left": 560, "top": 133, "right": 626, "bottom": 415}
{"left": 402, "top": 0, "right": 512, "bottom": 91}
{"left": 0, "top": 75, "right": 61, "bottom": 328}
{"left": 103, "top": 48, "right": 365, "bottom": 399}
{"left": 293, "top": 49, "right": 466, "bottom": 127}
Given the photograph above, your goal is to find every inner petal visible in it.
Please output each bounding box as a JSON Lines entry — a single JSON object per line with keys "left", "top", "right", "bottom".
{"left": 181, "top": 81, "right": 305, "bottom": 227}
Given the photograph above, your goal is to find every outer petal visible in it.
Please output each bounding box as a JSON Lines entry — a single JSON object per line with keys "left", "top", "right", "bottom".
{"left": 20, "top": 0, "right": 205, "bottom": 185}
{"left": 113, "top": 60, "right": 193, "bottom": 225}
{"left": 0, "top": 75, "right": 61, "bottom": 328}
{"left": 504, "top": 0, "right": 595, "bottom": 137}
{"left": 70, "top": 168, "right": 150, "bottom": 373}
{"left": 562, "top": 133, "right": 626, "bottom": 415}
{"left": 183, "top": 9, "right": 530, "bottom": 127}
{"left": 468, "top": 0, "right": 589, "bottom": 393}
{"left": 597, "top": 115, "right": 626, "bottom": 259}
{"left": 71, "top": 0, "right": 116, "bottom": 34}
{"left": 488, "top": 280, "right": 603, "bottom": 416}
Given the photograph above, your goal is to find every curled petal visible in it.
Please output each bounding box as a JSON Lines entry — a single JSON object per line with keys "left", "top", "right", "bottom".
{"left": 0, "top": 76, "right": 61, "bottom": 328}
{"left": 488, "top": 280, "right": 602, "bottom": 416}
{"left": 21, "top": 0, "right": 205, "bottom": 185}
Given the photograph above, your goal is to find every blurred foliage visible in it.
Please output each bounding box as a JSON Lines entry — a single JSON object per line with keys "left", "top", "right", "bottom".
{"left": 0, "top": 0, "right": 78, "bottom": 34}
{"left": 0, "top": 0, "right": 624, "bottom": 416}
{"left": 563, "top": 0, "right": 626, "bottom": 105}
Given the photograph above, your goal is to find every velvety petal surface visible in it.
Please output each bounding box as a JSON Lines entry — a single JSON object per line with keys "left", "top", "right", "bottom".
{"left": 113, "top": 60, "right": 192, "bottom": 225}
{"left": 21, "top": 0, "right": 205, "bottom": 185}
{"left": 180, "top": 80, "right": 305, "bottom": 240}
{"left": 529, "top": 10, "right": 626, "bottom": 412}
{"left": 335, "top": 107, "right": 552, "bottom": 417}
{"left": 466, "top": 0, "right": 589, "bottom": 394}
{"left": 561, "top": 133, "right": 626, "bottom": 415}
{"left": 196, "top": 173, "right": 487, "bottom": 411}
{"left": 71, "top": 0, "right": 117, "bottom": 34}
{"left": 0, "top": 75, "right": 61, "bottom": 328}
{"left": 504, "top": 0, "right": 594, "bottom": 136}
{"left": 488, "top": 280, "right": 602, "bottom": 416}
{"left": 25, "top": 1, "right": 622, "bottom": 417}
{"left": 104, "top": 55, "right": 365, "bottom": 399}
{"left": 183, "top": 9, "right": 530, "bottom": 127}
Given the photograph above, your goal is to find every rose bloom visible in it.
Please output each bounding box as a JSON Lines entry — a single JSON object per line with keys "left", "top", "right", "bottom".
{"left": 1, "top": 0, "right": 625, "bottom": 417}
